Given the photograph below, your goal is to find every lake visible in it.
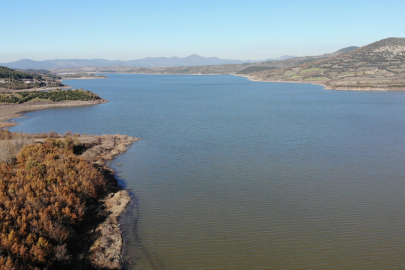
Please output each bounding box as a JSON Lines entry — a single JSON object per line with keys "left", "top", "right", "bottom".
{"left": 10, "top": 74, "right": 405, "bottom": 269}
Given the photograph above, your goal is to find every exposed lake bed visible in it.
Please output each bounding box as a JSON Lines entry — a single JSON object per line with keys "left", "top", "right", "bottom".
{"left": 9, "top": 74, "right": 405, "bottom": 269}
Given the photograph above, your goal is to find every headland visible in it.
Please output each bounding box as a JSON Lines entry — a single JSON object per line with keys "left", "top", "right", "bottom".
{"left": 0, "top": 86, "right": 135, "bottom": 269}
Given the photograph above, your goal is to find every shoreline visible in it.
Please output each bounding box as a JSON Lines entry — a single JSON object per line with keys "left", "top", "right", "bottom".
{"left": 101, "top": 72, "right": 225, "bottom": 76}
{"left": 238, "top": 74, "right": 405, "bottom": 91}
{"left": 61, "top": 77, "right": 107, "bottom": 80}
{"left": 0, "top": 98, "right": 108, "bottom": 128}
{"left": 77, "top": 134, "right": 139, "bottom": 269}
{"left": 3, "top": 132, "right": 138, "bottom": 269}
{"left": 94, "top": 72, "right": 405, "bottom": 91}
{"left": 0, "top": 99, "right": 133, "bottom": 269}
{"left": 1, "top": 72, "right": 400, "bottom": 267}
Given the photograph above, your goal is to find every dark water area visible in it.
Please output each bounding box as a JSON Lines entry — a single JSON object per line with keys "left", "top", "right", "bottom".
{"left": 10, "top": 74, "right": 405, "bottom": 269}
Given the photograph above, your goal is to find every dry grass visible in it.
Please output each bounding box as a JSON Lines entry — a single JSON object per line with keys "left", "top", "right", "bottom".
{"left": 0, "top": 131, "right": 32, "bottom": 163}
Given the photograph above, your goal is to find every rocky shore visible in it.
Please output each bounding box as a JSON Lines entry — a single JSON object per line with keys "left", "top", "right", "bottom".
{"left": 76, "top": 134, "right": 139, "bottom": 269}
{"left": 34, "top": 133, "right": 139, "bottom": 269}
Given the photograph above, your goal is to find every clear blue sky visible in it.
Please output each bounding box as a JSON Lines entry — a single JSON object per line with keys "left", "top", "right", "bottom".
{"left": 1, "top": 0, "right": 404, "bottom": 62}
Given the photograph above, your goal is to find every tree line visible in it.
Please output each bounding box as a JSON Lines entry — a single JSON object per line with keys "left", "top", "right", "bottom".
{"left": 0, "top": 66, "right": 64, "bottom": 90}
{"left": 0, "top": 89, "right": 100, "bottom": 104}
{"left": 0, "top": 67, "right": 40, "bottom": 80}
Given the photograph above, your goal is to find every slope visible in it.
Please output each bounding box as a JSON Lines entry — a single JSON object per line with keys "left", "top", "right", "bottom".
{"left": 247, "top": 38, "right": 405, "bottom": 91}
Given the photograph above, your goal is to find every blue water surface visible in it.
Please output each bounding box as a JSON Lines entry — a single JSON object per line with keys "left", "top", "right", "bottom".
{"left": 10, "top": 74, "right": 405, "bottom": 269}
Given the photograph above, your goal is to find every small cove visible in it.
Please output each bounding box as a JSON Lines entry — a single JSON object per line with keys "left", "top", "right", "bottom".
{"left": 10, "top": 74, "right": 405, "bottom": 269}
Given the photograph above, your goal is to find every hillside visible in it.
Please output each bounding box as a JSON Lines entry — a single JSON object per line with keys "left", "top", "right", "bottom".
{"left": 0, "top": 66, "right": 63, "bottom": 90}
{"left": 247, "top": 38, "right": 405, "bottom": 91}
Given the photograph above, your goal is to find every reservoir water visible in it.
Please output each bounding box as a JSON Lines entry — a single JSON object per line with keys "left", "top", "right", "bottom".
{"left": 10, "top": 74, "right": 405, "bottom": 269}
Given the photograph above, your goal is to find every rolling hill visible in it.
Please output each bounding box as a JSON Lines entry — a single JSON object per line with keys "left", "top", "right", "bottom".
{"left": 247, "top": 38, "right": 405, "bottom": 91}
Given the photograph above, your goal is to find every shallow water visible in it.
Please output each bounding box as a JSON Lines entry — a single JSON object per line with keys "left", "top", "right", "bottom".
{"left": 10, "top": 74, "right": 405, "bottom": 269}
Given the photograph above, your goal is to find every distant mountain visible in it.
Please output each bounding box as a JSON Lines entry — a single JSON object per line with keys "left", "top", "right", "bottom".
{"left": 124, "top": 54, "right": 250, "bottom": 67}
{"left": 2, "top": 51, "right": 357, "bottom": 70}
{"left": 248, "top": 38, "right": 405, "bottom": 91}
{"left": 0, "top": 59, "right": 123, "bottom": 70}
{"left": 0, "top": 55, "right": 250, "bottom": 69}
{"left": 49, "top": 46, "right": 359, "bottom": 76}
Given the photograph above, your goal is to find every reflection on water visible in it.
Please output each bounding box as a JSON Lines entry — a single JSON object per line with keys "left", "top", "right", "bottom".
{"left": 10, "top": 74, "right": 405, "bottom": 269}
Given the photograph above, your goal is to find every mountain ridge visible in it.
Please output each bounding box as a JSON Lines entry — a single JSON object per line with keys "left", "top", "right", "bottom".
{"left": 48, "top": 47, "right": 358, "bottom": 75}
{"left": 0, "top": 55, "right": 251, "bottom": 69}
{"left": 0, "top": 50, "right": 355, "bottom": 70}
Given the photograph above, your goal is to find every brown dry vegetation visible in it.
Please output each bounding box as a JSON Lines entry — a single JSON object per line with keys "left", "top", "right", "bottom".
{"left": 0, "top": 130, "right": 137, "bottom": 270}
{"left": 0, "top": 137, "right": 106, "bottom": 269}
{"left": 0, "top": 130, "right": 33, "bottom": 164}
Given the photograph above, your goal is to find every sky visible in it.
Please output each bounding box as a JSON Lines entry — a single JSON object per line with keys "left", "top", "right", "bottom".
{"left": 1, "top": 0, "right": 404, "bottom": 62}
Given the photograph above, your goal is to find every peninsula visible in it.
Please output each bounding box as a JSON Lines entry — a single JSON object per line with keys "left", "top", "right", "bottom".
{"left": 0, "top": 67, "right": 133, "bottom": 269}
{"left": 0, "top": 131, "right": 138, "bottom": 269}
{"left": 0, "top": 78, "right": 107, "bottom": 128}
{"left": 61, "top": 73, "right": 107, "bottom": 80}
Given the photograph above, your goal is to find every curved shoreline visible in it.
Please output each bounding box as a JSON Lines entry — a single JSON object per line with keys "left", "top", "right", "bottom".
{"left": 238, "top": 74, "right": 405, "bottom": 91}
{"left": 78, "top": 134, "right": 139, "bottom": 269}
{"left": 24, "top": 134, "right": 138, "bottom": 269}
{"left": 0, "top": 99, "right": 136, "bottom": 269}
{"left": 0, "top": 98, "right": 108, "bottom": 128}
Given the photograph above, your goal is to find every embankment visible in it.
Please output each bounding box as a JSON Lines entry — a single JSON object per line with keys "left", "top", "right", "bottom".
{"left": 241, "top": 74, "right": 405, "bottom": 91}
{"left": 77, "top": 134, "right": 139, "bottom": 269}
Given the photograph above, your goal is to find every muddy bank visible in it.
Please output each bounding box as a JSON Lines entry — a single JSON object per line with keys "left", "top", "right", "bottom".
{"left": 0, "top": 99, "right": 108, "bottom": 128}
{"left": 79, "top": 134, "right": 139, "bottom": 165}
{"left": 76, "top": 134, "right": 139, "bottom": 269}
{"left": 241, "top": 74, "right": 405, "bottom": 91}
{"left": 89, "top": 190, "right": 131, "bottom": 269}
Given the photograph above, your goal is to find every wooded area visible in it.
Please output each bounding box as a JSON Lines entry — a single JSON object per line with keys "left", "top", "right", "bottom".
{"left": 0, "top": 66, "right": 63, "bottom": 90}
{"left": 0, "top": 134, "right": 106, "bottom": 269}
{"left": 0, "top": 89, "right": 100, "bottom": 104}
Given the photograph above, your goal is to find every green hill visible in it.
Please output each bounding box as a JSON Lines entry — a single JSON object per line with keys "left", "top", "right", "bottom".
{"left": 0, "top": 89, "right": 100, "bottom": 104}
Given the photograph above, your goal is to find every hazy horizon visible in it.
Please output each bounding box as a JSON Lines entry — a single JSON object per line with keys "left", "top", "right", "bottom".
{"left": 1, "top": 53, "right": 299, "bottom": 64}
{"left": 2, "top": 0, "right": 404, "bottom": 62}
